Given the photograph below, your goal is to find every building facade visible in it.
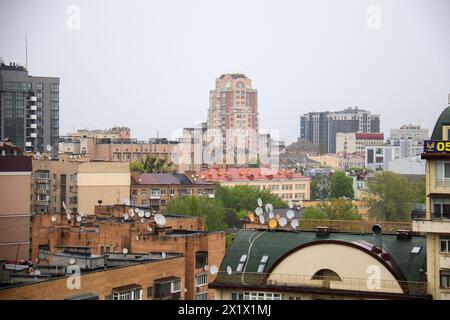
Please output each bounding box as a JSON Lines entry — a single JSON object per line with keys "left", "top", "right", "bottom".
{"left": 390, "top": 124, "right": 429, "bottom": 142}
{"left": 413, "top": 102, "right": 450, "bottom": 299}
{"left": 206, "top": 74, "right": 259, "bottom": 165}
{"left": 0, "top": 62, "right": 59, "bottom": 156}
{"left": 130, "top": 172, "right": 215, "bottom": 211}
{"left": 300, "top": 107, "right": 381, "bottom": 154}
{"left": 336, "top": 132, "right": 384, "bottom": 156}
{"left": 197, "top": 167, "right": 310, "bottom": 203}
{"left": 31, "top": 158, "right": 130, "bottom": 215}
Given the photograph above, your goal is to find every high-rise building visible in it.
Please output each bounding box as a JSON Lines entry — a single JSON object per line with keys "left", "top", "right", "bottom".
{"left": 413, "top": 98, "right": 450, "bottom": 299}
{"left": 300, "top": 107, "right": 381, "bottom": 154}
{"left": 0, "top": 61, "right": 60, "bottom": 156}
{"left": 206, "top": 73, "right": 259, "bottom": 165}
{"left": 390, "top": 124, "right": 429, "bottom": 142}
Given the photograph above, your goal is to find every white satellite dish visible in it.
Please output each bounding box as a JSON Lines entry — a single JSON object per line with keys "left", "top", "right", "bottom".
{"left": 66, "top": 209, "right": 71, "bottom": 215}
{"left": 138, "top": 210, "right": 145, "bottom": 218}
{"left": 288, "top": 200, "right": 294, "bottom": 209}
{"left": 291, "top": 219, "right": 299, "bottom": 229}
{"left": 140, "top": 218, "right": 145, "bottom": 223}
{"left": 259, "top": 215, "right": 265, "bottom": 225}
{"left": 279, "top": 217, "right": 287, "bottom": 227}
{"left": 144, "top": 211, "right": 151, "bottom": 218}
{"left": 66, "top": 214, "right": 72, "bottom": 221}
{"left": 69, "top": 258, "right": 75, "bottom": 265}
{"left": 79, "top": 212, "right": 84, "bottom": 217}
{"left": 35, "top": 152, "right": 41, "bottom": 160}
{"left": 255, "top": 207, "right": 263, "bottom": 216}
{"left": 226, "top": 266, "right": 233, "bottom": 275}
{"left": 128, "top": 208, "right": 134, "bottom": 215}
{"left": 122, "top": 248, "right": 128, "bottom": 255}
{"left": 268, "top": 211, "right": 275, "bottom": 219}
{"left": 46, "top": 144, "right": 52, "bottom": 152}
{"left": 257, "top": 198, "right": 263, "bottom": 207}
{"left": 286, "top": 210, "right": 295, "bottom": 220}
{"left": 134, "top": 208, "right": 140, "bottom": 214}
{"left": 123, "top": 213, "right": 129, "bottom": 220}
{"left": 76, "top": 216, "right": 82, "bottom": 223}
{"left": 62, "top": 201, "right": 66, "bottom": 210}
{"left": 265, "top": 203, "right": 273, "bottom": 213}
{"left": 147, "top": 226, "right": 152, "bottom": 232}
{"left": 50, "top": 216, "right": 56, "bottom": 222}
{"left": 203, "top": 265, "right": 209, "bottom": 272}
{"left": 209, "top": 265, "right": 218, "bottom": 275}
{"left": 154, "top": 214, "right": 166, "bottom": 226}
{"left": 161, "top": 252, "right": 166, "bottom": 259}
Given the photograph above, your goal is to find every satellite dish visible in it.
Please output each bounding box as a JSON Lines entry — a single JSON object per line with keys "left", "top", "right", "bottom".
{"left": 35, "top": 152, "right": 41, "bottom": 160}
{"left": 291, "top": 219, "right": 299, "bottom": 229}
{"left": 140, "top": 218, "right": 145, "bottom": 223}
{"left": 144, "top": 211, "right": 151, "bottom": 218}
{"left": 209, "top": 265, "right": 218, "bottom": 275}
{"left": 66, "top": 209, "right": 71, "bottom": 215}
{"left": 138, "top": 210, "right": 145, "bottom": 218}
{"left": 154, "top": 214, "right": 166, "bottom": 226}
{"left": 161, "top": 252, "right": 166, "bottom": 259}
{"left": 66, "top": 214, "right": 72, "bottom": 220}
{"left": 46, "top": 144, "right": 52, "bottom": 152}
{"left": 279, "top": 217, "right": 287, "bottom": 227}
{"left": 123, "top": 213, "right": 129, "bottom": 220}
{"left": 33, "top": 270, "right": 41, "bottom": 276}
{"left": 268, "top": 211, "right": 275, "bottom": 219}
{"left": 122, "top": 248, "right": 128, "bottom": 255}
{"left": 79, "top": 212, "right": 84, "bottom": 217}
{"left": 288, "top": 200, "right": 294, "bottom": 209}
{"left": 257, "top": 198, "right": 263, "bottom": 207}
{"left": 265, "top": 203, "right": 273, "bottom": 213}
{"left": 226, "top": 266, "right": 233, "bottom": 275}
{"left": 255, "top": 207, "right": 263, "bottom": 216}
{"left": 147, "top": 226, "right": 152, "bottom": 232}
{"left": 134, "top": 208, "right": 140, "bottom": 213}
{"left": 203, "top": 265, "right": 209, "bottom": 272}
{"left": 69, "top": 258, "right": 75, "bottom": 265}
{"left": 76, "top": 216, "right": 82, "bottom": 222}
{"left": 62, "top": 201, "right": 66, "bottom": 210}
{"left": 286, "top": 210, "right": 295, "bottom": 220}
{"left": 259, "top": 215, "right": 265, "bottom": 225}
{"left": 268, "top": 219, "right": 278, "bottom": 229}
{"left": 50, "top": 216, "right": 57, "bottom": 222}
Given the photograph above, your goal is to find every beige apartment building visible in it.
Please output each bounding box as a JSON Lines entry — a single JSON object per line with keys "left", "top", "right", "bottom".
{"left": 197, "top": 167, "right": 310, "bottom": 203}
{"left": 0, "top": 155, "right": 32, "bottom": 261}
{"left": 336, "top": 132, "right": 384, "bottom": 156}
{"left": 32, "top": 158, "right": 130, "bottom": 215}
{"left": 413, "top": 102, "right": 450, "bottom": 299}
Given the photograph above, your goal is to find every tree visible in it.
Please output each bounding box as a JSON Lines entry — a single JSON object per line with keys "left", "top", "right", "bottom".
{"left": 129, "top": 161, "right": 144, "bottom": 172}
{"left": 412, "top": 177, "right": 426, "bottom": 204}
{"left": 319, "top": 199, "right": 361, "bottom": 220}
{"left": 214, "top": 184, "right": 287, "bottom": 212}
{"left": 303, "top": 207, "right": 328, "bottom": 220}
{"left": 163, "top": 196, "right": 226, "bottom": 230}
{"left": 310, "top": 177, "right": 331, "bottom": 200}
{"left": 129, "top": 155, "right": 173, "bottom": 173}
{"left": 330, "top": 170, "right": 354, "bottom": 199}
{"left": 223, "top": 208, "right": 242, "bottom": 229}
{"left": 367, "top": 171, "right": 416, "bottom": 221}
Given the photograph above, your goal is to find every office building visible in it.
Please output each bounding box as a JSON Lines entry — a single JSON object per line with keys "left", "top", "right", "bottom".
{"left": 0, "top": 61, "right": 59, "bottom": 156}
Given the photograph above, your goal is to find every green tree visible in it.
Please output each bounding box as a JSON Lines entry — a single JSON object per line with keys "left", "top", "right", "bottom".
{"left": 129, "top": 155, "right": 173, "bottom": 173}
{"left": 319, "top": 199, "right": 361, "bottom": 220}
{"left": 330, "top": 170, "right": 354, "bottom": 199}
{"left": 303, "top": 207, "right": 328, "bottom": 220}
{"left": 214, "top": 184, "right": 287, "bottom": 212}
{"left": 163, "top": 196, "right": 226, "bottom": 230}
{"left": 367, "top": 171, "right": 415, "bottom": 221}
{"left": 412, "top": 177, "right": 426, "bottom": 204}
{"left": 310, "top": 177, "right": 331, "bottom": 200}
{"left": 223, "top": 208, "right": 242, "bottom": 229}
{"left": 129, "top": 161, "right": 144, "bottom": 172}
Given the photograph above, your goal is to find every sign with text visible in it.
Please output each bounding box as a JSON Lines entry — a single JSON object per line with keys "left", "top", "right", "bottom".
{"left": 424, "top": 140, "right": 450, "bottom": 153}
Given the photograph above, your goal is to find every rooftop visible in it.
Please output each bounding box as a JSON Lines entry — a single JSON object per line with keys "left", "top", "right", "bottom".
{"left": 197, "top": 167, "right": 308, "bottom": 182}
{"left": 132, "top": 172, "right": 213, "bottom": 186}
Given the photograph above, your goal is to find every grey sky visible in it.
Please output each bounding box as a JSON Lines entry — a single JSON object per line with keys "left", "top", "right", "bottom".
{"left": 1, "top": 0, "right": 449, "bottom": 144}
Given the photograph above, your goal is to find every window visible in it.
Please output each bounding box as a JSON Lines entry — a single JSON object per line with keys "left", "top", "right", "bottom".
{"left": 195, "top": 273, "right": 208, "bottom": 287}
{"left": 440, "top": 270, "right": 450, "bottom": 288}
{"left": 236, "top": 254, "right": 248, "bottom": 272}
{"left": 411, "top": 246, "right": 422, "bottom": 254}
{"left": 231, "top": 292, "right": 244, "bottom": 300}
{"left": 110, "top": 288, "right": 143, "bottom": 300}
{"left": 171, "top": 280, "right": 181, "bottom": 293}
{"left": 195, "top": 251, "right": 208, "bottom": 269}
{"left": 257, "top": 255, "right": 269, "bottom": 273}
{"left": 432, "top": 198, "right": 450, "bottom": 219}
{"left": 243, "top": 292, "right": 281, "bottom": 300}
{"left": 446, "top": 163, "right": 450, "bottom": 179}
{"left": 195, "top": 292, "right": 208, "bottom": 300}
{"left": 440, "top": 237, "right": 450, "bottom": 254}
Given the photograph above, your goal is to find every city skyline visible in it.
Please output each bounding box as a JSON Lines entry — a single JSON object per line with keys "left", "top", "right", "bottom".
{"left": 1, "top": 0, "right": 449, "bottom": 144}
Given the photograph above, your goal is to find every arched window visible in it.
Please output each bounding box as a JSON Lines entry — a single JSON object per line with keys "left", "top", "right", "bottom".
{"left": 311, "top": 269, "right": 342, "bottom": 281}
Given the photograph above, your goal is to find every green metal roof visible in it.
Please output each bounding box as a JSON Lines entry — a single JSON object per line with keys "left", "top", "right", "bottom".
{"left": 431, "top": 106, "right": 450, "bottom": 140}
{"left": 220, "top": 230, "right": 426, "bottom": 282}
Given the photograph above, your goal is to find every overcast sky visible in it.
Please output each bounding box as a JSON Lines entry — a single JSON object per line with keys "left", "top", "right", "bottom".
{"left": 1, "top": 0, "right": 449, "bottom": 144}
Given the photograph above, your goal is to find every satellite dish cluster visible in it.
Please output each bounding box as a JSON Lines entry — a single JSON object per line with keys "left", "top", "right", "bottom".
{"left": 248, "top": 198, "right": 300, "bottom": 230}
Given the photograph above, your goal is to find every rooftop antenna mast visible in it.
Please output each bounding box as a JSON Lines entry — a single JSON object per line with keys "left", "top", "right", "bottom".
{"left": 25, "top": 34, "right": 28, "bottom": 69}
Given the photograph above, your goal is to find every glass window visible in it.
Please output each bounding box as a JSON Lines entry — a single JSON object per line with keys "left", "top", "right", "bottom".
{"left": 195, "top": 273, "right": 208, "bottom": 287}
{"left": 440, "top": 271, "right": 450, "bottom": 288}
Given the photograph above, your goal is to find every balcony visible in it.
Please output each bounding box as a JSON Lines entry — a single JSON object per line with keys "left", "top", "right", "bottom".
{"left": 413, "top": 219, "right": 450, "bottom": 234}
{"left": 29, "top": 105, "right": 37, "bottom": 111}
{"left": 150, "top": 194, "right": 161, "bottom": 199}
{"left": 30, "top": 133, "right": 37, "bottom": 138}
{"left": 435, "top": 179, "right": 450, "bottom": 187}
{"left": 29, "top": 96, "right": 37, "bottom": 102}
{"left": 212, "top": 272, "right": 428, "bottom": 298}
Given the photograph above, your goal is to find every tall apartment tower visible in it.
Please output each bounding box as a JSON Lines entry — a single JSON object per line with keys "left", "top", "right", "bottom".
{"left": 0, "top": 61, "right": 60, "bottom": 156}
{"left": 206, "top": 73, "right": 259, "bottom": 165}
{"left": 300, "top": 107, "right": 380, "bottom": 154}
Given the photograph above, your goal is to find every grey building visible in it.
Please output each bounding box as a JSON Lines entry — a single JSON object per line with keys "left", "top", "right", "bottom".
{"left": 300, "top": 107, "right": 380, "bottom": 154}
{"left": 0, "top": 61, "right": 59, "bottom": 156}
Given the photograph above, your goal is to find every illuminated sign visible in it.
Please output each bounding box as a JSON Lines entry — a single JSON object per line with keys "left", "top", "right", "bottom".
{"left": 424, "top": 140, "right": 450, "bottom": 153}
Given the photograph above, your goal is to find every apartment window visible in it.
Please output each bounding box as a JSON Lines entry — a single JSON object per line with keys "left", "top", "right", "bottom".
{"left": 432, "top": 198, "right": 450, "bottom": 219}
{"left": 171, "top": 280, "right": 181, "bottom": 293}
{"left": 195, "top": 251, "right": 208, "bottom": 269}
{"left": 38, "top": 245, "right": 50, "bottom": 261}
{"left": 151, "top": 188, "right": 160, "bottom": 196}
{"left": 170, "top": 189, "right": 175, "bottom": 196}
{"left": 441, "top": 237, "right": 450, "bottom": 254}
{"left": 231, "top": 292, "right": 244, "bottom": 300}
{"left": 107, "top": 286, "right": 143, "bottom": 300}
{"left": 161, "top": 189, "right": 166, "bottom": 196}
{"left": 243, "top": 292, "right": 281, "bottom": 300}
{"left": 154, "top": 278, "right": 181, "bottom": 300}
{"left": 195, "top": 273, "right": 208, "bottom": 287}
{"left": 440, "top": 271, "right": 450, "bottom": 289}
{"left": 195, "top": 292, "right": 208, "bottom": 300}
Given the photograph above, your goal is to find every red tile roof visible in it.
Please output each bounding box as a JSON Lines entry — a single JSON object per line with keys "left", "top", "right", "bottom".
{"left": 355, "top": 133, "right": 384, "bottom": 140}
{"left": 197, "top": 167, "right": 308, "bottom": 182}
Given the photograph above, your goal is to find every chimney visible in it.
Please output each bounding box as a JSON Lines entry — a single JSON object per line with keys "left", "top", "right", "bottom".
{"left": 372, "top": 224, "right": 382, "bottom": 251}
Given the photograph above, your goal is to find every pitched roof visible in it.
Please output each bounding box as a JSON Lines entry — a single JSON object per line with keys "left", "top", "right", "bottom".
{"left": 197, "top": 168, "right": 308, "bottom": 182}
{"left": 220, "top": 230, "right": 426, "bottom": 283}
{"left": 431, "top": 106, "right": 450, "bottom": 140}
{"left": 133, "top": 173, "right": 213, "bottom": 186}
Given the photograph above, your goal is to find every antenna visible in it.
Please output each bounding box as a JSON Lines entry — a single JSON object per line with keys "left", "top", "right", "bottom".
{"left": 25, "top": 34, "right": 28, "bottom": 69}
